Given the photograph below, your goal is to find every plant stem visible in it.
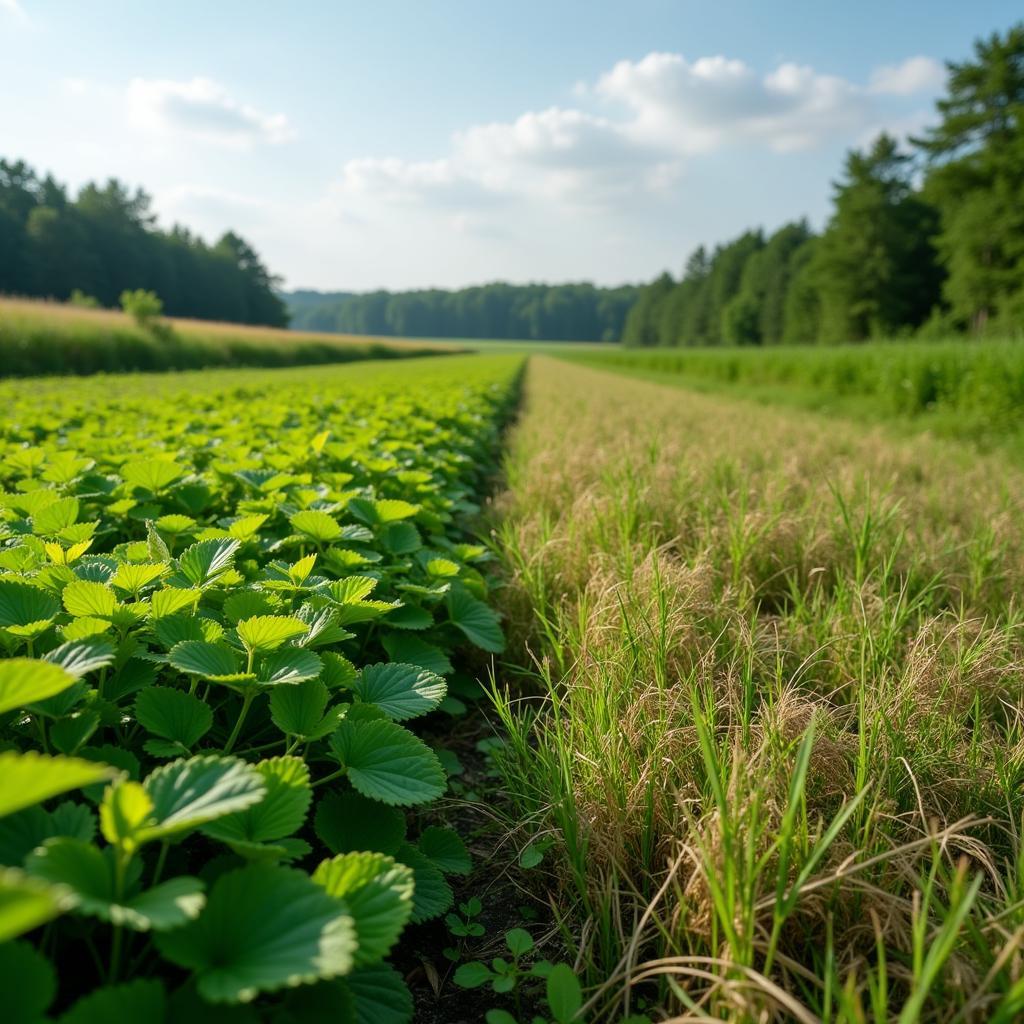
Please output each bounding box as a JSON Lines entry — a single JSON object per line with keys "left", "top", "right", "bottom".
{"left": 224, "top": 691, "right": 255, "bottom": 753}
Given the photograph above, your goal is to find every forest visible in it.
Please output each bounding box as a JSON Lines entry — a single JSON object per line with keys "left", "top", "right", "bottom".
{"left": 0, "top": 161, "right": 288, "bottom": 327}
{"left": 284, "top": 282, "right": 640, "bottom": 341}
{"left": 622, "top": 25, "right": 1024, "bottom": 347}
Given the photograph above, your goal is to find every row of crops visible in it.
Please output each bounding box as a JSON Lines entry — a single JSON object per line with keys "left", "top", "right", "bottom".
{"left": 0, "top": 355, "right": 522, "bottom": 1021}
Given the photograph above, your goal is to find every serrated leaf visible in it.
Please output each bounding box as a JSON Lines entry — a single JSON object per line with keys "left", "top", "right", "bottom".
{"left": 32, "top": 495, "right": 80, "bottom": 535}
{"left": 381, "top": 634, "right": 452, "bottom": 676}
{"left": 27, "top": 838, "right": 205, "bottom": 931}
{"left": 168, "top": 641, "right": 243, "bottom": 679}
{"left": 60, "top": 981, "right": 166, "bottom": 1024}
{"left": 418, "top": 826, "right": 471, "bottom": 875}
{"left": 447, "top": 588, "right": 504, "bottom": 652}
{"left": 134, "top": 687, "right": 212, "bottom": 749}
{"left": 269, "top": 679, "right": 328, "bottom": 737}
{"left": 290, "top": 510, "right": 342, "bottom": 543}
{"left": 256, "top": 647, "right": 322, "bottom": 686}
{"left": 351, "top": 663, "right": 446, "bottom": 721}
{"left": 329, "top": 719, "right": 445, "bottom": 806}
{"left": 43, "top": 639, "right": 116, "bottom": 678}
{"left": 176, "top": 538, "right": 240, "bottom": 587}
{"left": 313, "top": 791, "right": 407, "bottom": 857}
{"left": 62, "top": 580, "right": 116, "bottom": 618}
{"left": 0, "top": 938, "right": 56, "bottom": 1024}
{"left": 155, "top": 864, "right": 357, "bottom": 1004}
{"left": 344, "top": 964, "right": 414, "bottom": 1024}
{"left": 0, "top": 659, "right": 76, "bottom": 715}
{"left": 313, "top": 852, "right": 414, "bottom": 965}
{"left": 0, "top": 580, "right": 61, "bottom": 627}
{"left": 236, "top": 615, "right": 308, "bottom": 653}
{"left": 122, "top": 459, "right": 184, "bottom": 492}
{"left": 395, "top": 843, "right": 453, "bottom": 923}
{"left": 203, "top": 757, "right": 311, "bottom": 847}
{"left": 0, "top": 752, "right": 113, "bottom": 819}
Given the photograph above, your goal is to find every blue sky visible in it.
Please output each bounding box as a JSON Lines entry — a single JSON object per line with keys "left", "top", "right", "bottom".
{"left": 1, "top": 1, "right": 1020, "bottom": 290}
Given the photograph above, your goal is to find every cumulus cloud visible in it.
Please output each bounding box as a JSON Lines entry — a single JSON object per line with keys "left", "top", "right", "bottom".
{"left": 328, "top": 48, "right": 941, "bottom": 219}
{"left": 868, "top": 56, "right": 946, "bottom": 96}
{"left": 126, "top": 77, "right": 293, "bottom": 147}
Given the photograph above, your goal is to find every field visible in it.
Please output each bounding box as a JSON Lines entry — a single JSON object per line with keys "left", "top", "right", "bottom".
{"left": 3, "top": 340, "right": 1024, "bottom": 1023}
{"left": 0, "top": 297, "right": 460, "bottom": 376}
{"left": 572, "top": 342, "right": 1024, "bottom": 453}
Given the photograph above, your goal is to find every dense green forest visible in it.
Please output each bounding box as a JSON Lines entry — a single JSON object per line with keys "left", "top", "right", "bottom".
{"left": 284, "top": 283, "right": 639, "bottom": 341}
{"left": 0, "top": 160, "right": 288, "bottom": 326}
{"left": 623, "top": 24, "right": 1024, "bottom": 347}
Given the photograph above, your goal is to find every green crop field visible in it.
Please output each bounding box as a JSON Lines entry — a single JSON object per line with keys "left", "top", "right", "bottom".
{"left": 4, "top": 339, "right": 1024, "bottom": 1024}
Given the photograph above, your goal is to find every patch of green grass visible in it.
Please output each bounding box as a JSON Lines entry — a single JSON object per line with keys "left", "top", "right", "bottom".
{"left": 489, "top": 356, "right": 1024, "bottom": 1022}
{"left": 567, "top": 340, "right": 1024, "bottom": 454}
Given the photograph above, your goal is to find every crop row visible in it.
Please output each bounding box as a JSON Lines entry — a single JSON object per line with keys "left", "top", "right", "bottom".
{"left": 0, "top": 354, "right": 521, "bottom": 1022}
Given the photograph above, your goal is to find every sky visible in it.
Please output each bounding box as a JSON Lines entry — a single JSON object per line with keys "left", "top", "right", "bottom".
{"left": 1, "top": 1, "right": 1021, "bottom": 292}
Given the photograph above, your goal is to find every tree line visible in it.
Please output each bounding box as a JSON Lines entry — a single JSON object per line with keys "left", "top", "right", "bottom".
{"left": 623, "top": 24, "right": 1024, "bottom": 347}
{"left": 284, "top": 282, "right": 639, "bottom": 341}
{"left": 0, "top": 161, "right": 288, "bottom": 327}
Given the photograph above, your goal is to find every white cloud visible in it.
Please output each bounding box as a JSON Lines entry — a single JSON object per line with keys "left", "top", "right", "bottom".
{"left": 126, "top": 77, "right": 293, "bottom": 147}
{"left": 328, "top": 48, "right": 937, "bottom": 222}
{"left": 0, "top": 0, "right": 27, "bottom": 21}
{"left": 869, "top": 56, "right": 946, "bottom": 96}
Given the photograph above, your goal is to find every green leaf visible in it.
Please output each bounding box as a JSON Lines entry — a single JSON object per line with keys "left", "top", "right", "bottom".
{"left": 60, "top": 980, "right": 167, "bottom": 1024}
{"left": 222, "top": 590, "right": 274, "bottom": 624}
{"left": 0, "top": 751, "right": 113, "bottom": 819}
{"left": 32, "top": 495, "right": 80, "bottom": 535}
{"left": 0, "top": 580, "right": 61, "bottom": 628}
{"left": 111, "top": 561, "right": 167, "bottom": 594}
{"left": 329, "top": 719, "right": 445, "bottom": 806}
{"left": 321, "top": 652, "right": 357, "bottom": 690}
{"left": 326, "top": 576, "right": 379, "bottom": 604}
{"left": 155, "top": 864, "right": 357, "bottom": 1004}
{"left": 62, "top": 580, "right": 117, "bottom": 618}
{"left": 176, "top": 538, "right": 240, "bottom": 587}
{"left": 0, "top": 940, "right": 56, "bottom": 1024}
{"left": 447, "top": 588, "right": 504, "bottom": 652}
{"left": 27, "top": 838, "right": 205, "bottom": 931}
{"left": 290, "top": 510, "right": 342, "bottom": 543}
{"left": 313, "top": 852, "right": 414, "bottom": 964}
{"left": 134, "top": 687, "right": 212, "bottom": 750}
{"left": 381, "top": 634, "right": 452, "bottom": 677}
{"left": 314, "top": 792, "right": 407, "bottom": 856}
{"left": 348, "top": 497, "right": 419, "bottom": 525}
{"left": 344, "top": 964, "right": 414, "bottom": 1024}
{"left": 141, "top": 756, "right": 267, "bottom": 844}
{"left": 256, "top": 647, "right": 322, "bottom": 686}
{"left": 203, "top": 757, "right": 311, "bottom": 847}
{"left": 122, "top": 459, "right": 184, "bottom": 492}
{"left": 395, "top": 843, "right": 453, "bottom": 923}
{"left": 269, "top": 679, "right": 328, "bottom": 737}
{"left": 168, "top": 641, "right": 247, "bottom": 681}
{"left": 0, "top": 801, "right": 95, "bottom": 867}
{"left": 418, "top": 826, "right": 471, "bottom": 875}
{"left": 351, "top": 663, "right": 446, "bottom": 721}
{"left": 485, "top": 1011, "right": 518, "bottom": 1024}
{"left": 0, "top": 868, "right": 69, "bottom": 942}
{"left": 452, "top": 960, "right": 493, "bottom": 989}
{"left": 43, "top": 639, "right": 116, "bottom": 678}
{"left": 0, "top": 659, "right": 76, "bottom": 715}
{"left": 505, "top": 927, "right": 534, "bottom": 957}
{"left": 236, "top": 615, "right": 308, "bottom": 653}
{"left": 546, "top": 963, "right": 583, "bottom": 1023}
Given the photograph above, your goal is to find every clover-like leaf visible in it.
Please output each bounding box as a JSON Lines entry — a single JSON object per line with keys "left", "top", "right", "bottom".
{"left": 314, "top": 791, "right": 407, "bottom": 857}
{"left": 328, "top": 719, "right": 445, "bottom": 806}
{"left": 351, "top": 663, "right": 446, "bottom": 722}
{"left": 155, "top": 864, "right": 357, "bottom": 1003}
{"left": 313, "top": 852, "right": 414, "bottom": 964}
{"left": 0, "top": 659, "right": 77, "bottom": 715}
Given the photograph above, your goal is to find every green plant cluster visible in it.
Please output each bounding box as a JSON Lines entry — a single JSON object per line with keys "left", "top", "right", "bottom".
{"left": 0, "top": 354, "right": 520, "bottom": 1021}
